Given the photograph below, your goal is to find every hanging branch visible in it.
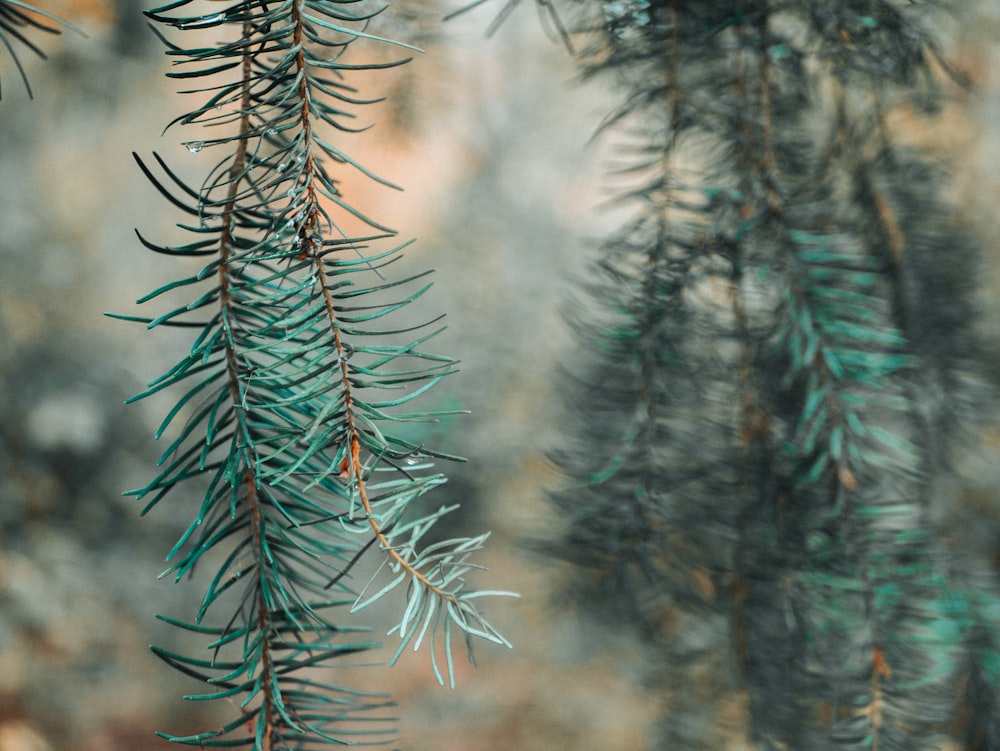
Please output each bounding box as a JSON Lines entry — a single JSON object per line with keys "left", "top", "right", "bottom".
{"left": 114, "top": 1, "right": 512, "bottom": 747}
{"left": 547, "top": 2, "right": 756, "bottom": 746}
{"left": 529, "top": 0, "right": 996, "bottom": 748}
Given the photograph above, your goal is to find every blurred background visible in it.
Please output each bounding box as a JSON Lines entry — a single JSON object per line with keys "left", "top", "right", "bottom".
{"left": 1, "top": 2, "right": 1000, "bottom": 749}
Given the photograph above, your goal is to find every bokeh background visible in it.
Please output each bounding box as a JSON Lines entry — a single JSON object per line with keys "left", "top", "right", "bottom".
{"left": 2, "top": 2, "right": 1000, "bottom": 749}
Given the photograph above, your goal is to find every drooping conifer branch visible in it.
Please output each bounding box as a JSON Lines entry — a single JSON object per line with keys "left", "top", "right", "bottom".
{"left": 114, "top": 1, "right": 511, "bottom": 747}
{"left": 532, "top": 0, "right": 997, "bottom": 748}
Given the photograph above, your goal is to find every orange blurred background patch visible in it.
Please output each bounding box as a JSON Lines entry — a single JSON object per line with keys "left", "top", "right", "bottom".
{"left": 41, "top": 0, "right": 116, "bottom": 25}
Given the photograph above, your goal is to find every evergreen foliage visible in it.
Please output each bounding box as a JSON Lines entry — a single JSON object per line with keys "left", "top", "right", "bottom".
{"left": 3, "top": 1, "right": 511, "bottom": 748}
{"left": 5, "top": 0, "right": 1000, "bottom": 749}
{"left": 118, "top": 1, "right": 514, "bottom": 746}
{"left": 536, "top": 0, "right": 1000, "bottom": 748}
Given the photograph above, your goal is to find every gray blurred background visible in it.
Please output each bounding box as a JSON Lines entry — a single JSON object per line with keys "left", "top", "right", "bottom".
{"left": 1, "top": 2, "right": 1000, "bottom": 749}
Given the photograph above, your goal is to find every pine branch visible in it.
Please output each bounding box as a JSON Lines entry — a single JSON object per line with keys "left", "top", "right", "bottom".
{"left": 115, "top": 1, "right": 512, "bottom": 746}
{"left": 532, "top": 0, "right": 998, "bottom": 748}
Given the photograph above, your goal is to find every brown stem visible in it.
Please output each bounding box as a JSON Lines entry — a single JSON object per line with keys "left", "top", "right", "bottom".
{"left": 287, "top": 0, "right": 457, "bottom": 608}
{"left": 216, "top": 20, "right": 277, "bottom": 749}
{"left": 757, "top": 17, "right": 783, "bottom": 221}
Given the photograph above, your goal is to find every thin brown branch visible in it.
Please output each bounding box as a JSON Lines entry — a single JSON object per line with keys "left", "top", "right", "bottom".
{"left": 855, "top": 645, "right": 892, "bottom": 750}
{"left": 871, "top": 189, "right": 905, "bottom": 262}
{"left": 216, "top": 20, "right": 278, "bottom": 749}
{"left": 285, "top": 0, "right": 458, "bottom": 609}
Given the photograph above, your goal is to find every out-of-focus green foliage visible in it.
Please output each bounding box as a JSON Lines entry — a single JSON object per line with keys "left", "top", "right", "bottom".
{"left": 537, "top": 1, "right": 1000, "bottom": 748}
